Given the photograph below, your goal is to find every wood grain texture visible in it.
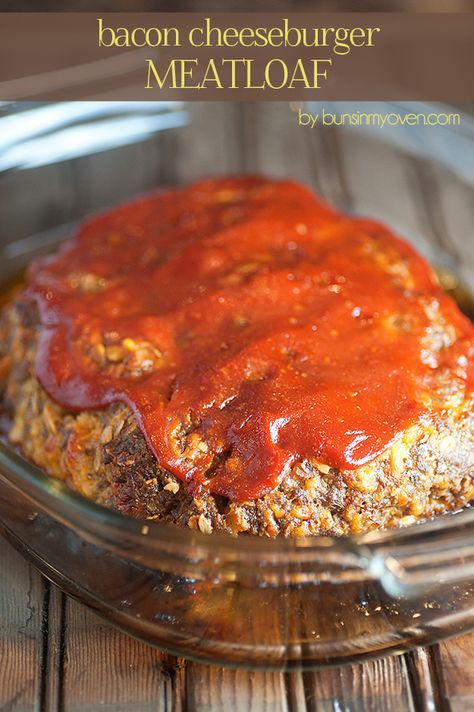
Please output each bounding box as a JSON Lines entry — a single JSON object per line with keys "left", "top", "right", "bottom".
{"left": 300, "top": 657, "right": 417, "bottom": 712}
{"left": 2, "top": 525, "right": 474, "bottom": 712}
{"left": 0, "top": 539, "right": 43, "bottom": 711}
{"left": 62, "top": 598, "right": 171, "bottom": 712}
{"left": 435, "top": 634, "right": 474, "bottom": 712}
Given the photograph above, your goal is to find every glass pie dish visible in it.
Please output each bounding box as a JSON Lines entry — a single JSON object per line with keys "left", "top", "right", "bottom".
{"left": 0, "top": 100, "right": 473, "bottom": 669}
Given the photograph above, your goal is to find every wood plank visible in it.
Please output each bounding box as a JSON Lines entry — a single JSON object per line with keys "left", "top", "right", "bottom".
{"left": 434, "top": 632, "right": 474, "bottom": 712}
{"left": 61, "top": 583, "right": 292, "bottom": 712}
{"left": 165, "top": 102, "right": 243, "bottom": 183}
{"left": 0, "top": 536, "right": 44, "bottom": 712}
{"left": 3, "top": 535, "right": 474, "bottom": 712}
{"left": 333, "top": 124, "right": 474, "bottom": 298}
{"left": 405, "top": 646, "right": 443, "bottom": 712}
{"left": 238, "top": 102, "right": 316, "bottom": 184}
{"left": 185, "top": 663, "right": 289, "bottom": 712}
{"left": 299, "top": 655, "right": 415, "bottom": 712}
{"left": 41, "top": 584, "right": 68, "bottom": 712}
{"left": 421, "top": 162, "right": 474, "bottom": 292}
{"left": 61, "top": 597, "right": 171, "bottom": 712}
{"left": 333, "top": 128, "right": 444, "bottom": 260}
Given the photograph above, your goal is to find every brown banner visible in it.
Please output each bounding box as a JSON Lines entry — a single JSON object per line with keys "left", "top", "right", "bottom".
{"left": 0, "top": 13, "right": 472, "bottom": 100}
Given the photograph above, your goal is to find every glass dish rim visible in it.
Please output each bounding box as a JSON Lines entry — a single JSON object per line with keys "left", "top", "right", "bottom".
{"left": 2, "top": 433, "right": 474, "bottom": 560}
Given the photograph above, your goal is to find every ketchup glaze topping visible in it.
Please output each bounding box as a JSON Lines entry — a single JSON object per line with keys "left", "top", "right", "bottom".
{"left": 28, "top": 177, "right": 474, "bottom": 501}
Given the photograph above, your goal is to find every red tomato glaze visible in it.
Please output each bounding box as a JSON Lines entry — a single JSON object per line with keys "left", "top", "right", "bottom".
{"left": 27, "top": 177, "right": 474, "bottom": 501}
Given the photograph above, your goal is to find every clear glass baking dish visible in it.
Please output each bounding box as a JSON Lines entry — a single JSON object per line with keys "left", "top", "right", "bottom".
{"left": 0, "top": 100, "right": 473, "bottom": 669}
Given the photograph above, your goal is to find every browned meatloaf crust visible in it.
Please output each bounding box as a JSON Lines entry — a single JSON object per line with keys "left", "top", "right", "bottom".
{"left": 1, "top": 292, "right": 473, "bottom": 537}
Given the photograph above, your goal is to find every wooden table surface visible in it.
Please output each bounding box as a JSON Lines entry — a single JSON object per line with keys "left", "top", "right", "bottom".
{"left": 1, "top": 536, "right": 474, "bottom": 712}
{"left": 1, "top": 101, "right": 474, "bottom": 710}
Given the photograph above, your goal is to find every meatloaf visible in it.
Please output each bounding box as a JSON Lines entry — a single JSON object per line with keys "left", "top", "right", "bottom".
{"left": 1, "top": 176, "right": 473, "bottom": 537}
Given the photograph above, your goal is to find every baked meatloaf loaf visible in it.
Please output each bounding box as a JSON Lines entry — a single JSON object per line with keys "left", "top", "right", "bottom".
{"left": 1, "top": 177, "right": 473, "bottom": 537}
